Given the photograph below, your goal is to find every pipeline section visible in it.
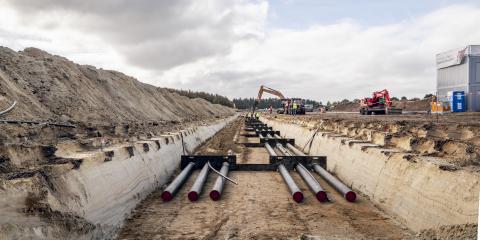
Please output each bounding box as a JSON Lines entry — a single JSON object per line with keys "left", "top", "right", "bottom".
{"left": 296, "top": 163, "right": 328, "bottom": 202}
{"left": 265, "top": 142, "right": 304, "bottom": 203}
{"left": 312, "top": 163, "right": 356, "bottom": 202}
{"left": 161, "top": 162, "right": 195, "bottom": 201}
{"left": 188, "top": 163, "right": 210, "bottom": 201}
{"left": 278, "top": 164, "right": 304, "bottom": 203}
{"left": 210, "top": 162, "right": 230, "bottom": 201}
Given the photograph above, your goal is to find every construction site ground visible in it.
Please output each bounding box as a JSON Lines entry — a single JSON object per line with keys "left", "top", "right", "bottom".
{"left": 305, "top": 111, "right": 480, "bottom": 125}
{"left": 117, "top": 117, "right": 413, "bottom": 240}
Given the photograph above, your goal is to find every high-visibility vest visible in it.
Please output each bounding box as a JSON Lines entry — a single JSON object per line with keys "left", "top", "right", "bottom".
{"left": 293, "top": 103, "right": 298, "bottom": 109}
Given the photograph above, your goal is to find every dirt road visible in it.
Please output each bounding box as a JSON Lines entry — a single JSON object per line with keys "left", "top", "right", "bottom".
{"left": 117, "top": 118, "right": 413, "bottom": 239}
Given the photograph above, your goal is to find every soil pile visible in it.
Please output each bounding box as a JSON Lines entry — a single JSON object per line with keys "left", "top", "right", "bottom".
{"left": 417, "top": 224, "right": 477, "bottom": 240}
{"left": 331, "top": 99, "right": 431, "bottom": 112}
{"left": 0, "top": 47, "right": 233, "bottom": 124}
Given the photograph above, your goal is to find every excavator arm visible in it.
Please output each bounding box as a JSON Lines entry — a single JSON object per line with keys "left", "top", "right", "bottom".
{"left": 252, "top": 85, "right": 286, "bottom": 113}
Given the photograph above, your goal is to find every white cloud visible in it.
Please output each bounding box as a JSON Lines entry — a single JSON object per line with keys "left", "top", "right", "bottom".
{"left": 160, "top": 4, "right": 480, "bottom": 102}
{"left": 1, "top": 1, "right": 480, "bottom": 103}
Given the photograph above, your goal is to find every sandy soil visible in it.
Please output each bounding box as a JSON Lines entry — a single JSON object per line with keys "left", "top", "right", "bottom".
{"left": 0, "top": 47, "right": 233, "bottom": 124}
{"left": 0, "top": 46, "right": 234, "bottom": 175}
{"left": 117, "top": 117, "right": 412, "bottom": 239}
{"left": 267, "top": 112, "right": 480, "bottom": 169}
{"left": 417, "top": 224, "right": 477, "bottom": 240}
{"left": 330, "top": 99, "right": 431, "bottom": 112}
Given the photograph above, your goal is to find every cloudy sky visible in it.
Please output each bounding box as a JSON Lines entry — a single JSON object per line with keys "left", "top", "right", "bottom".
{"left": 1, "top": 0, "right": 480, "bottom": 102}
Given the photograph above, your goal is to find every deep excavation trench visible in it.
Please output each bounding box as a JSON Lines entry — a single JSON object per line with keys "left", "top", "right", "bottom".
{"left": 261, "top": 114, "right": 480, "bottom": 239}
{"left": 117, "top": 117, "right": 413, "bottom": 239}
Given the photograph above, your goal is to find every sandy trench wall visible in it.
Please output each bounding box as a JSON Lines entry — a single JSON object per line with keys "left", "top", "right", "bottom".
{"left": 261, "top": 117, "right": 479, "bottom": 232}
{"left": 0, "top": 115, "right": 237, "bottom": 240}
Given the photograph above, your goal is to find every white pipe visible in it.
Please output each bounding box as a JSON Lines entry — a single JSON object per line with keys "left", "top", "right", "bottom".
{"left": 0, "top": 101, "right": 16, "bottom": 116}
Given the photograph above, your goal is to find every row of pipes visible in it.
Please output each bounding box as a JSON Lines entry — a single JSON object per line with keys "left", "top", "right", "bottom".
{"left": 161, "top": 123, "right": 356, "bottom": 203}
{"left": 261, "top": 132, "right": 356, "bottom": 203}
{"left": 161, "top": 161, "right": 230, "bottom": 202}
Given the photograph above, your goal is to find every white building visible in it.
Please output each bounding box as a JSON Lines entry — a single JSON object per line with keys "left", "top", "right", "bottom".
{"left": 436, "top": 45, "right": 480, "bottom": 112}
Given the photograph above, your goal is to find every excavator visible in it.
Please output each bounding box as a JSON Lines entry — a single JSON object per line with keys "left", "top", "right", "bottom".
{"left": 359, "top": 89, "right": 402, "bottom": 115}
{"left": 252, "top": 85, "right": 305, "bottom": 115}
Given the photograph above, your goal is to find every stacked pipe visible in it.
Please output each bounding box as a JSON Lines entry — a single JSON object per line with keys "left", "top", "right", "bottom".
{"left": 188, "top": 163, "right": 209, "bottom": 201}
{"left": 161, "top": 162, "right": 195, "bottom": 201}
{"left": 210, "top": 162, "right": 230, "bottom": 201}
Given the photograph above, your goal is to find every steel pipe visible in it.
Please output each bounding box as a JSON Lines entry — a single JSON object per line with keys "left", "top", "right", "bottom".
{"left": 296, "top": 163, "right": 327, "bottom": 202}
{"left": 210, "top": 162, "right": 230, "bottom": 201}
{"left": 187, "top": 163, "right": 209, "bottom": 202}
{"left": 312, "top": 163, "right": 356, "bottom": 202}
{"left": 278, "top": 164, "right": 303, "bottom": 203}
{"left": 265, "top": 143, "right": 277, "bottom": 156}
{"left": 161, "top": 162, "right": 195, "bottom": 201}
{"left": 286, "top": 143, "right": 306, "bottom": 156}
{"left": 276, "top": 143, "right": 292, "bottom": 156}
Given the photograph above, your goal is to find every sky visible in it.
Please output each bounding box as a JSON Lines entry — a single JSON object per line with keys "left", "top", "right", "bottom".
{"left": 1, "top": 0, "right": 480, "bottom": 103}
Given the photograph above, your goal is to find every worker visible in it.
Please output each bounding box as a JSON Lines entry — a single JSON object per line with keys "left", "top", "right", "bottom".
{"left": 255, "top": 112, "right": 260, "bottom": 119}
{"left": 268, "top": 105, "right": 273, "bottom": 114}
{"left": 292, "top": 102, "right": 298, "bottom": 116}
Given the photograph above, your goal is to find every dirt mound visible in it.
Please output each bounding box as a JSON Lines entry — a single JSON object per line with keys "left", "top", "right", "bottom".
{"left": 331, "top": 99, "right": 431, "bottom": 112}
{"left": 330, "top": 101, "right": 359, "bottom": 112}
{"left": 392, "top": 99, "right": 431, "bottom": 111}
{"left": 0, "top": 47, "right": 233, "bottom": 124}
{"left": 417, "top": 224, "right": 477, "bottom": 240}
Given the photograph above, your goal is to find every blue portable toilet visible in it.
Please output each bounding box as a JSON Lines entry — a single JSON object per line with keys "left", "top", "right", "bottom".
{"left": 450, "top": 91, "right": 466, "bottom": 112}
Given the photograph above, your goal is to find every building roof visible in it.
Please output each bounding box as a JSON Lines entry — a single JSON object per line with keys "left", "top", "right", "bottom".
{"left": 436, "top": 45, "right": 480, "bottom": 69}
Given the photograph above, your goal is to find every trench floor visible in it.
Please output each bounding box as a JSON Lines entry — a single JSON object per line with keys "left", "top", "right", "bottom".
{"left": 117, "top": 118, "right": 413, "bottom": 239}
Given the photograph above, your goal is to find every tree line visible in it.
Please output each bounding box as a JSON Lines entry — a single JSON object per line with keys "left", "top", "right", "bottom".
{"left": 166, "top": 88, "right": 234, "bottom": 107}
{"left": 232, "top": 98, "right": 322, "bottom": 109}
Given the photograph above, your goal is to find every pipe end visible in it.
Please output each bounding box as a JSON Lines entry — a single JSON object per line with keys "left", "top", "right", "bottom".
{"left": 345, "top": 191, "right": 357, "bottom": 202}
{"left": 210, "top": 190, "right": 221, "bottom": 201}
{"left": 316, "top": 191, "right": 328, "bottom": 202}
{"left": 292, "top": 191, "right": 304, "bottom": 203}
{"left": 188, "top": 191, "right": 199, "bottom": 202}
{"left": 161, "top": 191, "right": 173, "bottom": 202}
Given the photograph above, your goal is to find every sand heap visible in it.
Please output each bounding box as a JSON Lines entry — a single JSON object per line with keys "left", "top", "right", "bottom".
{"left": 0, "top": 47, "right": 233, "bottom": 124}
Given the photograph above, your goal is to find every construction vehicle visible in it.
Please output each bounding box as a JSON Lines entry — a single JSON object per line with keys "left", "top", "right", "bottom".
{"left": 253, "top": 85, "right": 305, "bottom": 115}
{"left": 359, "top": 89, "right": 402, "bottom": 115}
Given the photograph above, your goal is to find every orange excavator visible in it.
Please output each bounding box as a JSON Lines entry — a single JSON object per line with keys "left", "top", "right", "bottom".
{"left": 252, "top": 85, "right": 305, "bottom": 115}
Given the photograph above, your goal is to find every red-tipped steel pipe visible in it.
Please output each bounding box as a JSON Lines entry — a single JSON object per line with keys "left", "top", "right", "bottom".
{"left": 187, "top": 163, "right": 209, "bottom": 202}
{"left": 278, "top": 164, "right": 304, "bottom": 203}
{"left": 161, "top": 162, "right": 195, "bottom": 201}
{"left": 296, "top": 163, "right": 328, "bottom": 202}
{"left": 312, "top": 163, "right": 356, "bottom": 202}
{"left": 209, "top": 162, "right": 230, "bottom": 201}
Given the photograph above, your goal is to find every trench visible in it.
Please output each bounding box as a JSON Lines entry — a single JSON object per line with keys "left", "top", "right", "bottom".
{"left": 261, "top": 116, "right": 480, "bottom": 233}
{"left": 117, "top": 117, "right": 413, "bottom": 239}
{"left": 0, "top": 115, "right": 237, "bottom": 240}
